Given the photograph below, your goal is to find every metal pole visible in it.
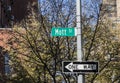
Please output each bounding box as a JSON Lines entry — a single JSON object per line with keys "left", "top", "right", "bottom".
{"left": 76, "top": 0, "right": 84, "bottom": 83}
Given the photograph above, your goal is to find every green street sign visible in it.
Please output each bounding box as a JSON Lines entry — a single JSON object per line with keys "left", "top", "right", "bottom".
{"left": 51, "top": 27, "right": 76, "bottom": 37}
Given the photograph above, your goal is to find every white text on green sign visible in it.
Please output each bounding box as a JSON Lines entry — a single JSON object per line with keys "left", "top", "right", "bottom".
{"left": 51, "top": 27, "right": 76, "bottom": 36}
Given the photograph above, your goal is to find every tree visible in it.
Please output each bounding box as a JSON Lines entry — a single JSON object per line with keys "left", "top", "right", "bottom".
{"left": 8, "top": 0, "right": 77, "bottom": 83}
{"left": 83, "top": 0, "right": 120, "bottom": 83}
{"left": 6, "top": 0, "right": 120, "bottom": 83}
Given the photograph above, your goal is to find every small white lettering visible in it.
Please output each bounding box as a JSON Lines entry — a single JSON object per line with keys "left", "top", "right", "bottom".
{"left": 55, "top": 29, "right": 67, "bottom": 36}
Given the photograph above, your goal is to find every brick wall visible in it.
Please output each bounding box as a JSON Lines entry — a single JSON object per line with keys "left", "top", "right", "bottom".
{"left": 0, "top": 0, "right": 38, "bottom": 82}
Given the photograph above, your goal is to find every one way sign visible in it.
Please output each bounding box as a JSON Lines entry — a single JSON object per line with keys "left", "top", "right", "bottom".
{"left": 62, "top": 61, "right": 98, "bottom": 73}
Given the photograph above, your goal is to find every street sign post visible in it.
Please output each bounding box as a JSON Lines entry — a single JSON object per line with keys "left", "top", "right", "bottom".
{"left": 62, "top": 61, "right": 98, "bottom": 73}
{"left": 51, "top": 27, "right": 76, "bottom": 36}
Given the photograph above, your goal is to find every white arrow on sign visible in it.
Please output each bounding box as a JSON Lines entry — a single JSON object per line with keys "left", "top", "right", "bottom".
{"left": 65, "top": 62, "right": 97, "bottom": 72}
{"left": 65, "top": 62, "right": 74, "bottom": 72}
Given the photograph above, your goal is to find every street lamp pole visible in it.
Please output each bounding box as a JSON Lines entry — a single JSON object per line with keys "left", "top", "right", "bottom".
{"left": 76, "top": 0, "right": 85, "bottom": 83}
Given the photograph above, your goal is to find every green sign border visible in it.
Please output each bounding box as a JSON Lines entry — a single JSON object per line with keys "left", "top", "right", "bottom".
{"left": 51, "top": 27, "right": 76, "bottom": 37}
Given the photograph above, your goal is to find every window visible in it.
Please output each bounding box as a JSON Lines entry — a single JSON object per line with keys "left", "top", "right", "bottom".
{"left": 7, "top": 6, "right": 11, "bottom": 11}
{"left": 4, "top": 53, "right": 10, "bottom": 75}
{"left": 108, "top": 13, "right": 113, "bottom": 17}
{"left": 107, "top": 5, "right": 112, "bottom": 11}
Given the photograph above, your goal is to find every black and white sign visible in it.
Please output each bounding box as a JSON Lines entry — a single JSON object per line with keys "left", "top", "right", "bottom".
{"left": 62, "top": 61, "right": 98, "bottom": 73}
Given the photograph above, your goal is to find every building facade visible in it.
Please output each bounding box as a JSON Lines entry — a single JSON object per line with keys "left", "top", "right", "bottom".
{"left": 0, "top": 0, "right": 38, "bottom": 27}
{"left": 102, "top": 0, "right": 120, "bottom": 39}
{"left": 102, "top": 0, "right": 120, "bottom": 21}
{"left": 0, "top": 0, "right": 38, "bottom": 83}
